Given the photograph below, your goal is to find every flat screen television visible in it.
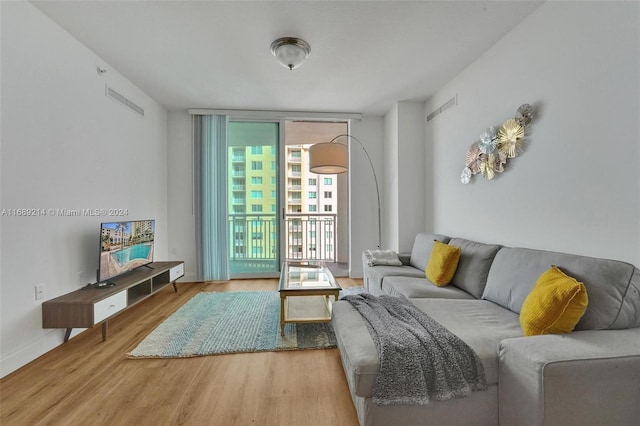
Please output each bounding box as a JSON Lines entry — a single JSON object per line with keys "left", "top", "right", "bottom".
{"left": 98, "top": 219, "right": 155, "bottom": 283}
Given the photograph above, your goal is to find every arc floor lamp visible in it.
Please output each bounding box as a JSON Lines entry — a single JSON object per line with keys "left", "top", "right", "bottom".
{"left": 308, "top": 134, "right": 381, "bottom": 249}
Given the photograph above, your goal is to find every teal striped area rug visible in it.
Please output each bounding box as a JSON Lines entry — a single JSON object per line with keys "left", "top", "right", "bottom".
{"left": 127, "top": 291, "right": 337, "bottom": 358}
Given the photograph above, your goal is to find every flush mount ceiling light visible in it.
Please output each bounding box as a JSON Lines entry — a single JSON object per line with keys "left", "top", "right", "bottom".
{"left": 270, "top": 37, "right": 311, "bottom": 70}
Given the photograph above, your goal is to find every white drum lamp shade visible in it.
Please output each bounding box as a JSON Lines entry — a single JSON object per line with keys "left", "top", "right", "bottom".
{"left": 309, "top": 142, "right": 348, "bottom": 174}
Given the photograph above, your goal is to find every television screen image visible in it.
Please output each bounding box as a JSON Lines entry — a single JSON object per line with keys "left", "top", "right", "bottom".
{"left": 99, "top": 220, "right": 155, "bottom": 283}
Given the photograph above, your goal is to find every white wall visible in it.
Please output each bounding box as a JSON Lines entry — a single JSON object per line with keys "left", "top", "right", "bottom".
{"left": 167, "top": 111, "right": 197, "bottom": 282}
{"left": 383, "top": 105, "right": 400, "bottom": 250}
{"left": 425, "top": 1, "right": 640, "bottom": 266}
{"left": 350, "top": 117, "right": 385, "bottom": 277}
{"left": 0, "top": 2, "right": 168, "bottom": 377}
{"left": 396, "top": 102, "right": 426, "bottom": 253}
{"left": 384, "top": 102, "right": 426, "bottom": 253}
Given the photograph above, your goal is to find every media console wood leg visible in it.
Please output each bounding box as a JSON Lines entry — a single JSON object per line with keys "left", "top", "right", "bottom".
{"left": 64, "top": 328, "right": 72, "bottom": 342}
{"left": 172, "top": 281, "right": 178, "bottom": 293}
{"left": 102, "top": 321, "right": 108, "bottom": 342}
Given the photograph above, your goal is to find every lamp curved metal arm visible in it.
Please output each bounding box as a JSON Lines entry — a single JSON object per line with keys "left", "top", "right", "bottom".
{"left": 328, "top": 134, "right": 382, "bottom": 249}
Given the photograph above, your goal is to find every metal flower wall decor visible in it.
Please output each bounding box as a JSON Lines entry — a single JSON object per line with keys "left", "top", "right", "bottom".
{"left": 461, "top": 104, "right": 534, "bottom": 184}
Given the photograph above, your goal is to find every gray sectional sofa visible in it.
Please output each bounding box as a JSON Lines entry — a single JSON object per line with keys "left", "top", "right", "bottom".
{"left": 332, "top": 232, "right": 640, "bottom": 426}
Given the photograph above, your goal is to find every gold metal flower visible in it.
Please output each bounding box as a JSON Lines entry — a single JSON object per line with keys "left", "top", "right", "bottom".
{"left": 495, "top": 152, "right": 507, "bottom": 173}
{"left": 479, "top": 154, "right": 497, "bottom": 180}
{"left": 497, "top": 119, "right": 524, "bottom": 158}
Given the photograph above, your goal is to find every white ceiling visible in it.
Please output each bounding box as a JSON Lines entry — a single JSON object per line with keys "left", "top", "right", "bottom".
{"left": 32, "top": 1, "right": 543, "bottom": 115}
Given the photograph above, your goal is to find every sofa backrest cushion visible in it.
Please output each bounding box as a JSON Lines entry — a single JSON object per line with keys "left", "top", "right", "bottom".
{"left": 483, "top": 247, "right": 640, "bottom": 330}
{"left": 449, "top": 238, "right": 502, "bottom": 299}
{"left": 409, "top": 232, "right": 450, "bottom": 272}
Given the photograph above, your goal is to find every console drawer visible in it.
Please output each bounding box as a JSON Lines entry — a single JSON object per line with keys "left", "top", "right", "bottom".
{"left": 169, "top": 263, "right": 184, "bottom": 282}
{"left": 94, "top": 291, "right": 127, "bottom": 324}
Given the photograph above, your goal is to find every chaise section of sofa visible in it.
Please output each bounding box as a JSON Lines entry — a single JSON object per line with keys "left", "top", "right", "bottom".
{"left": 335, "top": 232, "right": 640, "bottom": 426}
{"left": 332, "top": 299, "right": 509, "bottom": 426}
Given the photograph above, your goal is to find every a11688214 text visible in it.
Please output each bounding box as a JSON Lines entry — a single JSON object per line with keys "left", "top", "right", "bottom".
{"left": 1, "top": 208, "right": 129, "bottom": 217}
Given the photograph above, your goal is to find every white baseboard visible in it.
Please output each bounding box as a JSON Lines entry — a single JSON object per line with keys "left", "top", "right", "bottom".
{"left": 1, "top": 329, "right": 63, "bottom": 378}
{"left": 0, "top": 328, "right": 85, "bottom": 378}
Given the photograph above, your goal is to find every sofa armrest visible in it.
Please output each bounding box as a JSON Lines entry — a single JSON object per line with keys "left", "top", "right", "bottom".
{"left": 499, "top": 328, "right": 640, "bottom": 426}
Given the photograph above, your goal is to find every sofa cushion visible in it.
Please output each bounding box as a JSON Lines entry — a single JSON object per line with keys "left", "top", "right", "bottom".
{"left": 426, "top": 241, "right": 461, "bottom": 286}
{"left": 519, "top": 266, "right": 588, "bottom": 336}
{"left": 362, "top": 254, "right": 426, "bottom": 296}
{"left": 409, "top": 232, "right": 450, "bottom": 271}
{"left": 382, "top": 276, "right": 476, "bottom": 299}
{"left": 449, "top": 238, "right": 502, "bottom": 299}
{"left": 483, "top": 247, "right": 640, "bottom": 330}
{"left": 410, "top": 299, "right": 523, "bottom": 387}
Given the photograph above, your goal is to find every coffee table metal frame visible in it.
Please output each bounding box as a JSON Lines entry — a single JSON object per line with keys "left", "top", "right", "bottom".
{"left": 278, "top": 261, "right": 341, "bottom": 336}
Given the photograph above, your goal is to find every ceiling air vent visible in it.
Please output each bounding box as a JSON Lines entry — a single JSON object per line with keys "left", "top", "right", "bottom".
{"left": 427, "top": 95, "right": 457, "bottom": 122}
{"left": 105, "top": 84, "right": 144, "bottom": 116}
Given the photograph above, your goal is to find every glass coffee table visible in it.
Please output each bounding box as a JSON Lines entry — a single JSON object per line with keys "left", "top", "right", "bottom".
{"left": 278, "top": 261, "right": 342, "bottom": 335}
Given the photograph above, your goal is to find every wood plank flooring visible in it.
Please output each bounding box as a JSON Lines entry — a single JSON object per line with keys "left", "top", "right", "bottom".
{"left": 0, "top": 278, "right": 362, "bottom": 426}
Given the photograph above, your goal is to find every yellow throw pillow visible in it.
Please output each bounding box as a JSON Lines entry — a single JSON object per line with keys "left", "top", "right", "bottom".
{"left": 426, "top": 241, "right": 461, "bottom": 287}
{"left": 520, "top": 265, "right": 589, "bottom": 336}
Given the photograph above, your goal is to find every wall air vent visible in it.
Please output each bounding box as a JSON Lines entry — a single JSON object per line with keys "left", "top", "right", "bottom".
{"left": 426, "top": 94, "right": 457, "bottom": 122}
{"left": 105, "top": 84, "right": 144, "bottom": 116}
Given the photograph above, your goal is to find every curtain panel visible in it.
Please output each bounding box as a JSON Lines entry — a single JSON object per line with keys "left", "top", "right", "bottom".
{"left": 193, "top": 115, "right": 230, "bottom": 281}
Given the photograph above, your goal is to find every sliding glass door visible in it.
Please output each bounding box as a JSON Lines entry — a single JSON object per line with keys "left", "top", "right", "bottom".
{"left": 228, "top": 121, "right": 280, "bottom": 277}
{"left": 226, "top": 119, "right": 350, "bottom": 279}
{"left": 282, "top": 121, "right": 349, "bottom": 277}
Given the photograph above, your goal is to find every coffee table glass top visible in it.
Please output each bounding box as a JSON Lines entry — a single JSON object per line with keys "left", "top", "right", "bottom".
{"left": 279, "top": 261, "right": 341, "bottom": 291}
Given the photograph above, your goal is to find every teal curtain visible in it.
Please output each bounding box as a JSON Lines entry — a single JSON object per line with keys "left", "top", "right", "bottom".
{"left": 194, "top": 115, "right": 230, "bottom": 281}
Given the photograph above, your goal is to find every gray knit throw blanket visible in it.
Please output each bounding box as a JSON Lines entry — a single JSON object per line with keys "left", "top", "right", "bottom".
{"left": 343, "top": 293, "right": 487, "bottom": 406}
